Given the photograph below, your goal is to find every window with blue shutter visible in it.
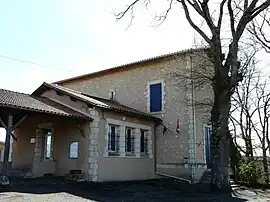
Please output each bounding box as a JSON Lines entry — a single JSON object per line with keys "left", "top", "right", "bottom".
{"left": 204, "top": 126, "right": 212, "bottom": 169}
{"left": 150, "top": 83, "right": 162, "bottom": 112}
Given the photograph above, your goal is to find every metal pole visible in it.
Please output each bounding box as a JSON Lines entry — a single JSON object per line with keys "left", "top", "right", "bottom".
{"left": 2, "top": 114, "right": 13, "bottom": 176}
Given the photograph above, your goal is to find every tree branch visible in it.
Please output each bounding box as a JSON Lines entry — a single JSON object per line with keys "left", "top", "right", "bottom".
{"left": 177, "top": 0, "right": 212, "bottom": 44}
{"left": 116, "top": 0, "right": 140, "bottom": 20}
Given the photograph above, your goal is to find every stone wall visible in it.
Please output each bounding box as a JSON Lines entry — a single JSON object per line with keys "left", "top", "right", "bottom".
{"left": 58, "top": 50, "right": 213, "bottom": 179}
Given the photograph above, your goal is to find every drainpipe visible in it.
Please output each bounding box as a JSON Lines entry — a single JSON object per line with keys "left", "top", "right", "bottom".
{"left": 190, "top": 55, "right": 197, "bottom": 182}
{"left": 153, "top": 122, "right": 158, "bottom": 174}
{"left": 153, "top": 122, "right": 192, "bottom": 184}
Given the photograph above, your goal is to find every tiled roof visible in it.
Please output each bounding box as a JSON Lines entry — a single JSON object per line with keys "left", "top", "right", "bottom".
{"left": 53, "top": 47, "right": 209, "bottom": 84}
{"left": 33, "top": 83, "right": 161, "bottom": 122}
{"left": 0, "top": 88, "right": 91, "bottom": 120}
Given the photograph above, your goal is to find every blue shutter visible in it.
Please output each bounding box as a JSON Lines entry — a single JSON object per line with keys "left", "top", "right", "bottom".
{"left": 150, "top": 83, "right": 162, "bottom": 112}
{"left": 204, "top": 127, "right": 211, "bottom": 169}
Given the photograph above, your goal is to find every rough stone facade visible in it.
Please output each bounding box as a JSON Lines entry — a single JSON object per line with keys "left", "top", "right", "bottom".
{"left": 58, "top": 51, "right": 213, "bottom": 180}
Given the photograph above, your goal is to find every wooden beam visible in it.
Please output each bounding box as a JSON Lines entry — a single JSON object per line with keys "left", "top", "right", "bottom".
{"left": 13, "top": 115, "right": 28, "bottom": 130}
{"left": 0, "top": 117, "right": 7, "bottom": 129}
{"left": 11, "top": 131, "right": 18, "bottom": 142}
{"left": 2, "top": 114, "right": 13, "bottom": 176}
{"left": 75, "top": 123, "right": 85, "bottom": 138}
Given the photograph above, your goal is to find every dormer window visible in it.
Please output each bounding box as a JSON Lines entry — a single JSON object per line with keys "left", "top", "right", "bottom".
{"left": 109, "top": 89, "right": 116, "bottom": 101}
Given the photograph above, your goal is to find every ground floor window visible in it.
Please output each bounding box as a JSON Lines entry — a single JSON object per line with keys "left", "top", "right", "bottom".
{"left": 140, "top": 129, "right": 148, "bottom": 154}
{"left": 108, "top": 124, "right": 120, "bottom": 155}
{"left": 125, "top": 127, "right": 135, "bottom": 154}
{"left": 204, "top": 125, "right": 212, "bottom": 169}
{"left": 70, "top": 142, "right": 79, "bottom": 159}
{"left": 44, "top": 129, "right": 53, "bottom": 160}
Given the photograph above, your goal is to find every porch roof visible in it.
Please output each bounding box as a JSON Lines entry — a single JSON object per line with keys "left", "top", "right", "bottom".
{"left": 0, "top": 88, "right": 92, "bottom": 120}
{"left": 33, "top": 82, "right": 162, "bottom": 122}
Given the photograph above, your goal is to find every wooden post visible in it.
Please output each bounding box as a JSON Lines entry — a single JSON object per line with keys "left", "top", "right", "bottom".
{"left": 2, "top": 114, "right": 13, "bottom": 176}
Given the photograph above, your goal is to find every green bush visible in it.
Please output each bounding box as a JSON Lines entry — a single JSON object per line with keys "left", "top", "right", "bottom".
{"left": 238, "top": 161, "right": 262, "bottom": 185}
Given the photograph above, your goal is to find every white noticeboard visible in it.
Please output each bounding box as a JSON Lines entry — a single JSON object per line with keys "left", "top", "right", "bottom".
{"left": 30, "top": 138, "right": 36, "bottom": 144}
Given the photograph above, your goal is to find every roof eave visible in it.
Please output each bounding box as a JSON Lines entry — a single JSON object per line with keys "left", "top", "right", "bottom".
{"left": 0, "top": 103, "right": 92, "bottom": 121}
{"left": 53, "top": 47, "right": 210, "bottom": 85}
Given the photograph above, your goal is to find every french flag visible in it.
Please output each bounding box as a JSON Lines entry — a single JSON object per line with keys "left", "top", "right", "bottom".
{"left": 176, "top": 119, "right": 180, "bottom": 133}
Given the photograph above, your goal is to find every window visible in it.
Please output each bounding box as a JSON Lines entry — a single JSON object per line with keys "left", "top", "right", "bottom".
{"left": 140, "top": 130, "right": 148, "bottom": 154}
{"left": 125, "top": 127, "right": 135, "bottom": 153}
{"left": 44, "top": 129, "right": 53, "bottom": 159}
{"left": 108, "top": 124, "right": 120, "bottom": 154}
{"left": 70, "top": 142, "right": 79, "bottom": 158}
{"left": 204, "top": 125, "right": 212, "bottom": 169}
{"left": 149, "top": 82, "right": 162, "bottom": 112}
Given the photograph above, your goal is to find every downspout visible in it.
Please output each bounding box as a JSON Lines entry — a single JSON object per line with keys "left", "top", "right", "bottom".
{"left": 153, "top": 122, "right": 158, "bottom": 174}
{"left": 154, "top": 122, "right": 192, "bottom": 184}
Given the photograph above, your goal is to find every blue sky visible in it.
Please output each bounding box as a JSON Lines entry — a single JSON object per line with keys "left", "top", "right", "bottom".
{"left": 0, "top": 1, "right": 269, "bottom": 142}
{"left": 0, "top": 0, "right": 196, "bottom": 141}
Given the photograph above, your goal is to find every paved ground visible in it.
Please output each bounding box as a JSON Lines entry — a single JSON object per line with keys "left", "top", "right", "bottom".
{"left": 0, "top": 177, "right": 270, "bottom": 201}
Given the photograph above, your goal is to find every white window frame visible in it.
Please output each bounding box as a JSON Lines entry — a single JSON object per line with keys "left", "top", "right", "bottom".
{"left": 140, "top": 129, "right": 148, "bottom": 155}
{"left": 104, "top": 118, "right": 153, "bottom": 158}
{"left": 125, "top": 127, "right": 135, "bottom": 155}
{"left": 69, "top": 141, "right": 79, "bottom": 159}
{"left": 147, "top": 79, "right": 165, "bottom": 113}
{"left": 44, "top": 129, "right": 53, "bottom": 160}
{"left": 107, "top": 124, "right": 120, "bottom": 155}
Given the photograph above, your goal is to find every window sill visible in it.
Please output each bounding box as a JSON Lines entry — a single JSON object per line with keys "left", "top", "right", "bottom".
{"left": 140, "top": 153, "right": 149, "bottom": 157}
{"left": 108, "top": 152, "right": 120, "bottom": 157}
{"left": 42, "top": 158, "right": 55, "bottom": 162}
{"left": 104, "top": 153, "right": 151, "bottom": 159}
{"left": 149, "top": 111, "right": 164, "bottom": 115}
{"left": 125, "top": 152, "right": 135, "bottom": 157}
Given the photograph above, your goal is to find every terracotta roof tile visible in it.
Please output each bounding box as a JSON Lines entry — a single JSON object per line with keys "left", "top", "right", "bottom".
{"left": 0, "top": 88, "right": 91, "bottom": 120}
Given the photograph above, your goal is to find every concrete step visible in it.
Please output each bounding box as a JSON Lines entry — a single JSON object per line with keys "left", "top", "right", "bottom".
{"left": 199, "top": 170, "right": 211, "bottom": 184}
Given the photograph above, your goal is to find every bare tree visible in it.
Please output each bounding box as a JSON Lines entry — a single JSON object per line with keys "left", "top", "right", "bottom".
{"left": 251, "top": 77, "right": 270, "bottom": 183}
{"left": 231, "top": 60, "right": 270, "bottom": 183}
{"left": 248, "top": 8, "right": 270, "bottom": 53}
{"left": 230, "top": 54, "right": 259, "bottom": 160}
{"left": 116, "top": 0, "right": 270, "bottom": 190}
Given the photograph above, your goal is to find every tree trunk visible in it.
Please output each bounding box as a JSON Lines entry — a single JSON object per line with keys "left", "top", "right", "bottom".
{"left": 262, "top": 149, "right": 269, "bottom": 184}
{"left": 229, "top": 136, "right": 241, "bottom": 181}
{"left": 210, "top": 83, "right": 231, "bottom": 191}
{"left": 246, "top": 138, "right": 254, "bottom": 161}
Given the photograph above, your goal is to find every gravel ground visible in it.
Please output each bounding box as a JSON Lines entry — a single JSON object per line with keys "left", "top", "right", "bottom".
{"left": 0, "top": 178, "right": 270, "bottom": 201}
